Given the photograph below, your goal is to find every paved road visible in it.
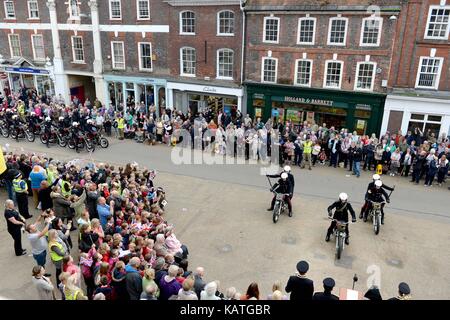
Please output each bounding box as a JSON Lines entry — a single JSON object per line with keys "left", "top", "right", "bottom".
{"left": 0, "top": 137, "right": 449, "bottom": 299}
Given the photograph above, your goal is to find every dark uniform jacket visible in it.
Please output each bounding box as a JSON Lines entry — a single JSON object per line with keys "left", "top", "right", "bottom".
{"left": 327, "top": 201, "right": 356, "bottom": 222}
{"left": 367, "top": 186, "right": 389, "bottom": 203}
{"left": 285, "top": 275, "right": 314, "bottom": 300}
{"left": 312, "top": 291, "right": 339, "bottom": 300}
{"left": 268, "top": 172, "right": 295, "bottom": 193}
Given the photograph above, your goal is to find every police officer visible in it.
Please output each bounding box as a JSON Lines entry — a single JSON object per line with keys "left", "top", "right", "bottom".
{"left": 360, "top": 174, "right": 394, "bottom": 219}
{"left": 43, "top": 116, "right": 52, "bottom": 148}
{"left": 13, "top": 172, "right": 31, "bottom": 219}
{"left": 267, "top": 165, "right": 295, "bottom": 197}
{"left": 312, "top": 278, "right": 339, "bottom": 300}
{"left": 364, "top": 180, "right": 390, "bottom": 223}
{"left": 388, "top": 282, "right": 411, "bottom": 300}
{"left": 326, "top": 193, "right": 356, "bottom": 244}
{"left": 70, "top": 122, "right": 82, "bottom": 153}
{"left": 285, "top": 260, "right": 314, "bottom": 300}
{"left": 267, "top": 172, "right": 293, "bottom": 216}
{"left": 117, "top": 114, "right": 125, "bottom": 140}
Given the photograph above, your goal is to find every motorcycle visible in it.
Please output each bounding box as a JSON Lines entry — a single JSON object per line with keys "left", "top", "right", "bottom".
{"left": 87, "top": 130, "right": 109, "bottom": 148}
{"left": 40, "top": 126, "right": 67, "bottom": 147}
{"left": 329, "top": 218, "right": 350, "bottom": 260}
{"left": 0, "top": 119, "right": 10, "bottom": 138}
{"left": 367, "top": 200, "right": 385, "bottom": 235}
{"left": 271, "top": 190, "right": 290, "bottom": 223}
{"left": 68, "top": 132, "right": 95, "bottom": 153}
{"left": 10, "top": 123, "right": 35, "bottom": 142}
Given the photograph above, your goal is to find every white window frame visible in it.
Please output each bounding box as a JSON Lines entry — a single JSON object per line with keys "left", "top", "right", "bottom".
{"left": 408, "top": 114, "right": 442, "bottom": 134}
{"left": 327, "top": 17, "right": 348, "bottom": 46}
{"left": 424, "top": 5, "right": 450, "bottom": 40}
{"left": 31, "top": 34, "right": 45, "bottom": 61}
{"left": 297, "top": 17, "right": 316, "bottom": 45}
{"left": 323, "top": 60, "right": 344, "bottom": 89}
{"left": 261, "top": 57, "right": 278, "bottom": 84}
{"left": 4, "top": 1, "right": 15, "bottom": 19}
{"left": 136, "top": 0, "right": 150, "bottom": 20}
{"left": 294, "top": 59, "right": 313, "bottom": 87}
{"left": 111, "top": 41, "right": 126, "bottom": 70}
{"left": 217, "top": 10, "right": 235, "bottom": 36}
{"left": 216, "top": 48, "right": 234, "bottom": 80}
{"left": 180, "top": 47, "right": 196, "bottom": 77}
{"left": 109, "top": 0, "right": 122, "bottom": 20}
{"left": 354, "top": 61, "right": 377, "bottom": 91}
{"left": 71, "top": 36, "right": 85, "bottom": 63}
{"left": 263, "top": 16, "right": 280, "bottom": 44}
{"left": 359, "top": 17, "right": 383, "bottom": 47}
{"left": 414, "top": 56, "right": 444, "bottom": 90}
{"left": 68, "top": 0, "right": 80, "bottom": 20}
{"left": 27, "top": 0, "right": 39, "bottom": 19}
{"left": 138, "top": 42, "right": 153, "bottom": 72}
{"left": 8, "top": 34, "right": 21, "bottom": 58}
{"left": 180, "top": 11, "right": 196, "bottom": 35}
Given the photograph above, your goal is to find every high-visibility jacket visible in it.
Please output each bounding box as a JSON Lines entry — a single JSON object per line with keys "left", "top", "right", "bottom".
{"left": 117, "top": 118, "right": 125, "bottom": 129}
{"left": 18, "top": 103, "right": 25, "bottom": 115}
{"left": 61, "top": 180, "right": 72, "bottom": 197}
{"left": 13, "top": 178, "right": 28, "bottom": 193}
{"left": 303, "top": 141, "right": 313, "bottom": 154}
{"left": 65, "top": 289, "right": 81, "bottom": 300}
{"left": 48, "top": 241, "right": 64, "bottom": 262}
{"left": 47, "top": 168, "right": 56, "bottom": 184}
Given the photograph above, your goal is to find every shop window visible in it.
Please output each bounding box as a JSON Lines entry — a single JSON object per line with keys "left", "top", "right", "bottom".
{"left": 8, "top": 34, "right": 21, "bottom": 58}
{"left": 324, "top": 60, "right": 343, "bottom": 89}
{"left": 109, "top": 0, "right": 122, "bottom": 20}
{"left": 180, "top": 47, "right": 196, "bottom": 76}
{"left": 217, "top": 10, "right": 234, "bottom": 36}
{"left": 28, "top": 1, "right": 39, "bottom": 19}
{"left": 180, "top": 11, "right": 195, "bottom": 35}
{"left": 408, "top": 113, "right": 442, "bottom": 137}
{"left": 263, "top": 17, "right": 280, "bottom": 43}
{"left": 355, "top": 62, "right": 376, "bottom": 91}
{"left": 262, "top": 57, "right": 278, "bottom": 83}
{"left": 137, "top": 0, "right": 150, "bottom": 20}
{"left": 4, "top": 1, "right": 15, "bottom": 19}
{"left": 294, "top": 59, "right": 312, "bottom": 87}
{"left": 328, "top": 17, "right": 348, "bottom": 46}
{"left": 360, "top": 17, "right": 383, "bottom": 46}
{"left": 111, "top": 41, "right": 125, "bottom": 70}
{"left": 424, "top": 6, "right": 450, "bottom": 40}
{"left": 415, "top": 57, "right": 443, "bottom": 89}
{"left": 297, "top": 17, "right": 316, "bottom": 44}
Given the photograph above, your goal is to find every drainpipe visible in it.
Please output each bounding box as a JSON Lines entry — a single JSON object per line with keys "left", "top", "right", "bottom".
{"left": 240, "top": 0, "right": 246, "bottom": 114}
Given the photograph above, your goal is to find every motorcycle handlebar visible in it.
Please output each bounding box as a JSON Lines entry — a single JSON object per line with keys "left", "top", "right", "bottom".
{"left": 328, "top": 218, "right": 351, "bottom": 224}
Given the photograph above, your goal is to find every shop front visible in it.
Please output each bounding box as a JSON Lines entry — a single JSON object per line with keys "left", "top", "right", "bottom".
{"left": 381, "top": 95, "right": 450, "bottom": 139}
{"left": 166, "top": 82, "right": 244, "bottom": 117}
{"left": 246, "top": 83, "right": 386, "bottom": 135}
{"left": 0, "top": 63, "right": 54, "bottom": 97}
{"left": 104, "top": 75, "right": 167, "bottom": 115}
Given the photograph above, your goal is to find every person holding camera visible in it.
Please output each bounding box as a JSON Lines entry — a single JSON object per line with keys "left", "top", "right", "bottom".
{"left": 26, "top": 213, "right": 52, "bottom": 274}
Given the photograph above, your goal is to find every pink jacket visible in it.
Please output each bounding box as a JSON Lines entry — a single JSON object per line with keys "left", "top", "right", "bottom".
{"left": 165, "top": 234, "right": 182, "bottom": 255}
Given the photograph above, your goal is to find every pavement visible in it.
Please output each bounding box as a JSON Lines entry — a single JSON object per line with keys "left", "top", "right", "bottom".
{"left": 0, "top": 136, "right": 449, "bottom": 300}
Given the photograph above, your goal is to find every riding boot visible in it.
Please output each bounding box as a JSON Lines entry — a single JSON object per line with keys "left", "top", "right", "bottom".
{"left": 325, "top": 233, "right": 331, "bottom": 242}
{"left": 345, "top": 237, "right": 350, "bottom": 245}
{"left": 381, "top": 212, "right": 384, "bottom": 225}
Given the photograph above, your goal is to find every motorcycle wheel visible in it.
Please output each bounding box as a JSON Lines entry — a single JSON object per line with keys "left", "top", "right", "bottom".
{"left": 85, "top": 141, "right": 95, "bottom": 152}
{"left": 99, "top": 137, "right": 109, "bottom": 148}
{"left": 273, "top": 202, "right": 280, "bottom": 224}
{"left": 58, "top": 136, "right": 67, "bottom": 147}
{"left": 374, "top": 214, "right": 380, "bottom": 235}
{"left": 40, "top": 134, "right": 48, "bottom": 144}
{"left": 11, "top": 131, "right": 18, "bottom": 139}
{"left": 336, "top": 236, "right": 344, "bottom": 260}
{"left": 1, "top": 127, "right": 9, "bottom": 138}
{"left": 26, "top": 130, "right": 35, "bottom": 142}
{"left": 68, "top": 140, "right": 76, "bottom": 149}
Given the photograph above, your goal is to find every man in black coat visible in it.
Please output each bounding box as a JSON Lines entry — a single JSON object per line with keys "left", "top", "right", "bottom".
{"left": 285, "top": 260, "right": 314, "bottom": 300}
{"left": 313, "top": 278, "right": 339, "bottom": 300}
{"left": 388, "top": 282, "right": 411, "bottom": 300}
{"left": 326, "top": 193, "right": 356, "bottom": 244}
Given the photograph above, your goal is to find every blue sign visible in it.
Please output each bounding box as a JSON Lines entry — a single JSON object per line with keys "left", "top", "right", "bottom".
{"left": 5, "top": 67, "right": 49, "bottom": 75}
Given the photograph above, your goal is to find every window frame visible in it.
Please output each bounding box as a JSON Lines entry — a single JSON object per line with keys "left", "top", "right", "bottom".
{"left": 294, "top": 59, "right": 313, "bottom": 87}
{"left": 217, "top": 10, "right": 235, "bottom": 36}
{"left": 216, "top": 48, "right": 234, "bottom": 80}
{"left": 111, "top": 41, "right": 126, "bottom": 70}
{"left": 68, "top": 0, "right": 80, "bottom": 20}
{"left": 109, "top": 0, "right": 122, "bottom": 20}
{"left": 263, "top": 16, "right": 280, "bottom": 44}
{"left": 180, "top": 47, "right": 196, "bottom": 77}
{"left": 138, "top": 42, "right": 153, "bottom": 72}
{"left": 261, "top": 57, "right": 278, "bottom": 84}
{"left": 354, "top": 61, "right": 377, "bottom": 92}
{"left": 71, "top": 35, "right": 85, "bottom": 64}
{"left": 4, "top": 1, "right": 15, "bottom": 19}
{"left": 136, "top": 0, "right": 150, "bottom": 20}
{"left": 414, "top": 56, "right": 444, "bottom": 90}
{"left": 359, "top": 16, "right": 383, "bottom": 47}
{"left": 323, "top": 60, "right": 344, "bottom": 89}
{"left": 8, "top": 34, "right": 21, "bottom": 58}
{"left": 31, "top": 34, "right": 45, "bottom": 61}
{"left": 424, "top": 5, "right": 450, "bottom": 40}
{"left": 180, "top": 11, "right": 196, "bottom": 35}
{"left": 27, "top": 0, "right": 40, "bottom": 20}
{"left": 327, "top": 17, "right": 349, "bottom": 46}
{"left": 297, "top": 17, "right": 316, "bottom": 45}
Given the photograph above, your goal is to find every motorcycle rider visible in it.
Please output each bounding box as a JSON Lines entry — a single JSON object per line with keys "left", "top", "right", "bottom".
{"left": 267, "top": 165, "right": 295, "bottom": 199}
{"left": 70, "top": 122, "right": 82, "bottom": 153}
{"left": 364, "top": 180, "right": 390, "bottom": 224}
{"left": 43, "top": 116, "right": 53, "bottom": 148}
{"left": 267, "top": 172, "right": 293, "bottom": 217}
{"left": 11, "top": 114, "right": 21, "bottom": 141}
{"left": 326, "top": 193, "right": 356, "bottom": 245}
{"left": 359, "top": 174, "right": 394, "bottom": 219}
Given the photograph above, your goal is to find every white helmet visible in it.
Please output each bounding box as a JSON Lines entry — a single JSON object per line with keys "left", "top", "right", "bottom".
{"left": 284, "top": 165, "right": 291, "bottom": 173}
{"left": 72, "top": 122, "right": 79, "bottom": 126}
{"left": 281, "top": 172, "right": 288, "bottom": 180}
{"left": 87, "top": 119, "right": 93, "bottom": 124}
{"left": 339, "top": 193, "right": 348, "bottom": 202}
{"left": 375, "top": 180, "right": 382, "bottom": 188}
{"left": 372, "top": 174, "right": 381, "bottom": 181}
{"left": 59, "top": 116, "right": 64, "bottom": 121}
{"left": 12, "top": 115, "right": 18, "bottom": 119}
{"left": 45, "top": 116, "right": 51, "bottom": 121}
{"left": 30, "top": 112, "right": 36, "bottom": 116}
